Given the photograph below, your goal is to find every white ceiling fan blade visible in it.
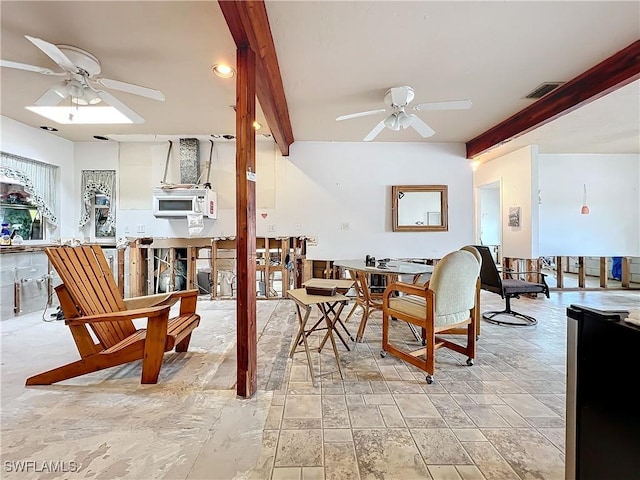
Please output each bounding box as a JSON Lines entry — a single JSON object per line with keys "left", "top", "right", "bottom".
{"left": 34, "top": 87, "right": 68, "bottom": 106}
{"left": 336, "top": 109, "right": 386, "bottom": 121}
{"left": 410, "top": 117, "right": 435, "bottom": 138}
{"left": 96, "top": 90, "right": 145, "bottom": 124}
{"left": 96, "top": 78, "right": 165, "bottom": 101}
{"left": 363, "top": 121, "right": 386, "bottom": 142}
{"left": 25, "top": 35, "right": 78, "bottom": 73}
{"left": 0, "top": 59, "right": 62, "bottom": 75}
{"left": 414, "top": 100, "right": 472, "bottom": 112}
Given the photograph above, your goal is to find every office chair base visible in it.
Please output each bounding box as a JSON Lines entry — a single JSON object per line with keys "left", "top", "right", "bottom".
{"left": 483, "top": 309, "right": 537, "bottom": 327}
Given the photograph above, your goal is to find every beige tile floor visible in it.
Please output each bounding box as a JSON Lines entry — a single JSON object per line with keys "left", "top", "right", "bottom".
{"left": 1, "top": 288, "right": 638, "bottom": 479}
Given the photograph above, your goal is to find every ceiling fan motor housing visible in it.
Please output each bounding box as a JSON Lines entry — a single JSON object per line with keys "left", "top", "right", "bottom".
{"left": 57, "top": 45, "right": 101, "bottom": 76}
{"left": 384, "top": 86, "right": 415, "bottom": 107}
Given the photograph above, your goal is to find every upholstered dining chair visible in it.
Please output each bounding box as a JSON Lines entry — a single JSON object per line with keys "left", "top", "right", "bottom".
{"left": 381, "top": 249, "right": 480, "bottom": 384}
{"left": 472, "top": 245, "right": 550, "bottom": 326}
{"left": 461, "top": 245, "right": 483, "bottom": 338}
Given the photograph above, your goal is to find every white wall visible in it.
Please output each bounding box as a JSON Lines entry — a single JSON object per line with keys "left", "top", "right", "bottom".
{"left": 110, "top": 140, "right": 474, "bottom": 259}
{"left": 474, "top": 145, "right": 539, "bottom": 258}
{"left": 284, "top": 142, "right": 473, "bottom": 259}
{"left": 0, "top": 116, "right": 75, "bottom": 239}
{"left": 538, "top": 153, "right": 640, "bottom": 256}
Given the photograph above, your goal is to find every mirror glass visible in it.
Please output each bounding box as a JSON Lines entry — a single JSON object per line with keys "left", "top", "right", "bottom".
{"left": 392, "top": 185, "right": 448, "bottom": 232}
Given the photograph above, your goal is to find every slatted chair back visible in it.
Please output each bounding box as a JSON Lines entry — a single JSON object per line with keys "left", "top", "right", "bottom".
{"left": 46, "top": 245, "right": 136, "bottom": 348}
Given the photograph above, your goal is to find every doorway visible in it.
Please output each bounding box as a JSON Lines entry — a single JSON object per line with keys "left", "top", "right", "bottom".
{"left": 477, "top": 181, "right": 501, "bottom": 263}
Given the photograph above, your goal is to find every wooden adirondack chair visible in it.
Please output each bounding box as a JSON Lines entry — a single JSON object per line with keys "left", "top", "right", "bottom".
{"left": 26, "top": 245, "right": 201, "bottom": 385}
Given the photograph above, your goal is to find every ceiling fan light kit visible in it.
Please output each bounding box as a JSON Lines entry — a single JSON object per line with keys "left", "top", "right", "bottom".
{"left": 336, "top": 85, "right": 471, "bottom": 141}
{"left": 1, "top": 35, "right": 165, "bottom": 125}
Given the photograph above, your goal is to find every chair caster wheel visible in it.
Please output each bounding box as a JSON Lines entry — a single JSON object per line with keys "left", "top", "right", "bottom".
{"left": 466, "top": 358, "right": 474, "bottom": 366}
{"left": 425, "top": 375, "right": 434, "bottom": 384}
{"left": 380, "top": 350, "right": 387, "bottom": 358}
{"left": 350, "top": 336, "right": 355, "bottom": 341}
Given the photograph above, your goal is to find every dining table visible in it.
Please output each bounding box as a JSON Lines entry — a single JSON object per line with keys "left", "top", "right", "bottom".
{"left": 333, "top": 259, "right": 434, "bottom": 342}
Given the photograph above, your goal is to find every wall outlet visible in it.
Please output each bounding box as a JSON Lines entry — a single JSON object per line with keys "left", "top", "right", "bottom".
{"left": 268, "top": 224, "right": 276, "bottom": 233}
{"left": 124, "top": 225, "right": 130, "bottom": 234}
{"left": 137, "top": 224, "right": 145, "bottom": 233}
{"left": 294, "top": 223, "right": 301, "bottom": 232}
{"left": 340, "top": 222, "right": 349, "bottom": 230}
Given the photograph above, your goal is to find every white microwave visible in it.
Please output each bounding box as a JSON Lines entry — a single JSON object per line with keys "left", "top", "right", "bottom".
{"left": 152, "top": 187, "right": 217, "bottom": 219}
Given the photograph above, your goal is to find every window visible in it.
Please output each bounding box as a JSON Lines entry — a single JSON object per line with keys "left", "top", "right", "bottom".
{"left": 0, "top": 152, "right": 59, "bottom": 242}
{"left": 0, "top": 177, "right": 44, "bottom": 240}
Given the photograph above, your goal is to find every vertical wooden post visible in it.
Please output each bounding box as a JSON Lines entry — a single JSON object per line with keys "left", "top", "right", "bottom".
{"left": 556, "top": 256, "right": 564, "bottom": 288}
{"left": 186, "top": 246, "right": 196, "bottom": 290}
{"left": 281, "top": 238, "right": 289, "bottom": 296}
{"left": 621, "top": 257, "right": 630, "bottom": 288}
{"left": 303, "top": 259, "right": 312, "bottom": 283}
{"left": 146, "top": 249, "right": 154, "bottom": 295}
{"left": 128, "top": 240, "right": 144, "bottom": 297}
{"left": 578, "top": 256, "right": 586, "bottom": 288}
{"left": 526, "top": 259, "right": 534, "bottom": 283}
{"left": 264, "top": 237, "right": 270, "bottom": 298}
{"left": 211, "top": 240, "right": 218, "bottom": 299}
{"left": 236, "top": 45, "right": 257, "bottom": 398}
{"left": 168, "top": 248, "right": 176, "bottom": 292}
{"left": 599, "top": 257, "right": 608, "bottom": 288}
{"left": 117, "top": 248, "right": 125, "bottom": 297}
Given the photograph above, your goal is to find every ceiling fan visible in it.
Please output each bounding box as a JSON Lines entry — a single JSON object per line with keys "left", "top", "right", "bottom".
{"left": 0, "top": 35, "right": 165, "bottom": 123}
{"left": 336, "top": 86, "right": 471, "bottom": 141}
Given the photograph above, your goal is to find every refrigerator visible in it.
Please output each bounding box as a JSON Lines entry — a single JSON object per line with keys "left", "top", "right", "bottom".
{"left": 566, "top": 304, "right": 640, "bottom": 480}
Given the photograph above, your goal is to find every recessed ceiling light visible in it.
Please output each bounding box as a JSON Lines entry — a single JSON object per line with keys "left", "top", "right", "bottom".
{"left": 212, "top": 64, "right": 235, "bottom": 79}
{"left": 253, "top": 121, "right": 262, "bottom": 130}
{"left": 93, "top": 135, "right": 110, "bottom": 141}
{"left": 39, "top": 126, "right": 58, "bottom": 131}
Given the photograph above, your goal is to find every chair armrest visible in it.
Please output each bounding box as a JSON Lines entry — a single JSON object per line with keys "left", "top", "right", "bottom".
{"left": 66, "top": 305, "right": 171, "bottom": 326}
{"left": 505, "top": 270, "right": 547, "bottom": 280}
{"left": 170, "top": 289, "right": 199, "bottom": 314}
{"left": 382, "top": 281, "right": 428, "bottom": 306}
{"left": 124, "top": 289, "right": 200, "bottom": 314}
{"left": 124, "top": 293, "right": 175, "bottom": 310}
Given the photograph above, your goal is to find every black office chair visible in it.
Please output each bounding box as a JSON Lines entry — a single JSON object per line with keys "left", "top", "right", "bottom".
{"left": 473, "top": 245, "right": 549, "bottom": 326}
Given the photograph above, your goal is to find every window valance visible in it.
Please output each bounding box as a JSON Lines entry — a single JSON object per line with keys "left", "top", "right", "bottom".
{"left": 0, "top": 151, "right": 59, "bottom": 226}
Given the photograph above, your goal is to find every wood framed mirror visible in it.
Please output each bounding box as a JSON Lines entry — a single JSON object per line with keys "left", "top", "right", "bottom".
{"left": 392, "top": 185, "right": 448, "bottom": 232}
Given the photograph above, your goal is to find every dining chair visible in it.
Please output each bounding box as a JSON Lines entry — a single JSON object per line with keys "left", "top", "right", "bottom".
{"left": 461, "top": 245, "right": 482, "bottom": 338}
{"left": 381, "top": 249, "right": 480, "bottom": 384}
{"left": 342, "top": 269, "right": 386, "bottom": 342}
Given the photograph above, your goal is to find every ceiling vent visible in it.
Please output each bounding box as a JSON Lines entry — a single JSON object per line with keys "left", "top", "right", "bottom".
{"left": 524, "top": 82, "right": 564, "bottom": 99}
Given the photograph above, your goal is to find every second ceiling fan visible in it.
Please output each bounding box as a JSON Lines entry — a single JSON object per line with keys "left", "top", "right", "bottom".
{"left": 337, "top": 86, "right": 471, "bottom": 141}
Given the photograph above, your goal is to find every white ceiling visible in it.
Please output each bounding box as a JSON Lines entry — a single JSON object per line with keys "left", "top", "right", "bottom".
{"left": 1, "top": 1, "right": 638, "bottom": 162}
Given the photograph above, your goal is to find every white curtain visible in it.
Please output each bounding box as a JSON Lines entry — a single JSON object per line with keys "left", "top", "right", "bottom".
{"left": 0, "top": 152, "right": 59, "bottom": 226}
{"left": 79, "top": 170, "right": 116, "bottom": 229}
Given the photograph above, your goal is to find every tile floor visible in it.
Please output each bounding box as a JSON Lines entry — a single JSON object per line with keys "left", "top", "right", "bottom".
{"left": 1, "top": 288, "right": 638, "bottom": 479}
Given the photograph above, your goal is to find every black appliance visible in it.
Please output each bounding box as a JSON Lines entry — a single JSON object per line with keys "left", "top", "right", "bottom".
{"left": 566, "top": 304, "right": 640, "bottom": 480}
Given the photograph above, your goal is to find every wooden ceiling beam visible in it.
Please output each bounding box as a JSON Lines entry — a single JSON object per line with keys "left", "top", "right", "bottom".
{"left": 218, "top": 1, "right": 294, "bottom": 156}
{"left": 466, "top": 40, "right": 640, "bottom": 159}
